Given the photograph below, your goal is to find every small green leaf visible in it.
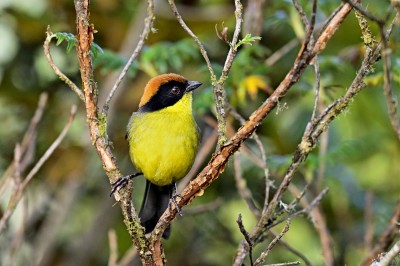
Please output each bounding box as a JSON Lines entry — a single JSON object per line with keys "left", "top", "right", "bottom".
{"left": 235, "top": 34, "right": 262, "bottom": 50}
{"left": 55, "top": 32, "right": 77, "bottom": 53}
{"left": 66, "top": 41, "right": 75, "bottom": 53}
{"left": 91, "top": 42, "right": 104, "bottom": 58}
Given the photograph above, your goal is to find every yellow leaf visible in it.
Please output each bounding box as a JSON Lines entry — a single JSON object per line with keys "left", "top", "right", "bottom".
{"left": 240, "top": 75, "right": 268, "bottom": 100}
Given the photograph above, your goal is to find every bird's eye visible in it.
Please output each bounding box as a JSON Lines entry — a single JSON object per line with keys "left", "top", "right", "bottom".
{"left": 171, "top": 87, "right": 180, "bottom": 95}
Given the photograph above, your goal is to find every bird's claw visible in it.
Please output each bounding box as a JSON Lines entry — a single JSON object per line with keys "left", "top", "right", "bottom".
{"left": 109, "top": 173, "right": 142, "bottom": 197}
{"left": 170, "top": 193, "right": 183, "bottom": 216}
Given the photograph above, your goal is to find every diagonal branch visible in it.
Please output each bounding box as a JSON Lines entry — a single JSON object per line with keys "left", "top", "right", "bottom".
{"left": 151, "top": 0, "right": 359, "bottom": 250}
{"left": 167, "top": 0, "right": 244, "bottom": 146}
{"left": 0, "top": 105, "right": 77, "bottom": 232}
{"left": 101, "top": 0, "right": 155, "bottom": 115}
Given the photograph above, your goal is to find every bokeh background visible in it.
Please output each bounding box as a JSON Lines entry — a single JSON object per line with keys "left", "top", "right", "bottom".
{"left": 0, "top": 0, "right": 399, "bottom": 265}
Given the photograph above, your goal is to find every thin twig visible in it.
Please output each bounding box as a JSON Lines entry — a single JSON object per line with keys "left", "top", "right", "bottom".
{"left": 380, "top": 13, "right": 400, "bottom": 140}
{"left": 184, "top": 198, "right": 223, "bottom": 215}
{"left": 101, "top": 0, "right": 155, "bottom": 114}
{"left": 227, "top": 104, "right": 271, "bottom": 215}
{"left": 119, "top": 246, "right": 138, "bottom": 266}
{"left": 0, "top": 93, "right": 48, "bottom": 194}
{"left": 153, "top": 1, "right": 358, "bottom": 257}
{"left": 292, "top": 0, "right": 310, "bottom": 28}
{"left": 43, "top": 27, "right": 84, "bottom": 101}
{"left": 22, "top": 105, "right": 77, "bottom": 188}
{"left": 166, "top": 0, "right": 215, "bottom": 78}
{"left": 234, "top": 154, "right": 261, "bottom": 218}
{"left": 269, "top": 231, "right": 313, "bottom": 266}
{"left": 374, "top": 240, "right": 400, "bottom": 266}
{"left": 108, "top": 229, "right": 118, "bottom": 266}
{"left": 265, "top": 38, "right": 300, "bottom": 66}
{"left": 265, "top": 262, "right": 301, "bottom": 266}
{"left": 342, "top": 0, "right": 386, "bottom": 25}
{"left": 212, "top": 0, "right": 244, "bottom": 146}
{"left": 267, "top": 188, "right": 329, "bottom": 230}
{"left": 237, "top": 214, "right": 254, "bottom": 266}
{"left": 0, "top": 105, "right": 77, "bottom": 232}
{"left": 364, "top": 192, "right": 374, "bottom": 253}
{"left": 167, "top": 0, "right": 244, "bottom": 147}
{"left": 254, "top": 220, "right": 291, "bottom": 266}
{"left": 310, "top": 59, "right": 321, "bottom": 122}
{"left": 362, "top": 201, "right": 400, "bottom": 265}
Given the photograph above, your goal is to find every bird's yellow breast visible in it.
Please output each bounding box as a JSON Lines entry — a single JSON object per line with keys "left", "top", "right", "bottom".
{"left": 127, "top": 93, "right": 199, "bottom": 186}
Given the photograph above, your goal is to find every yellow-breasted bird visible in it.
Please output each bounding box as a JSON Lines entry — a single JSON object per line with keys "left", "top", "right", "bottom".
{"left": 112, "top": 73, "right": 202, "bottom": 238}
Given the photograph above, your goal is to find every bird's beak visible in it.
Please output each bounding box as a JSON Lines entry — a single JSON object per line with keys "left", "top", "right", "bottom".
{"left": 185, "top": 80, "right": 202, "bottom": 92}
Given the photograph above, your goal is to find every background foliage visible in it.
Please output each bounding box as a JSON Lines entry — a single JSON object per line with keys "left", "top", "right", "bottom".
{"left": 0, "top": 0, "right": 399, "bottom": 265}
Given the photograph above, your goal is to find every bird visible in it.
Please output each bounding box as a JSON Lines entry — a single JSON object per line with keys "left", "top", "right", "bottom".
{"left": 111, "top": 73, "right": 202, "bottom": 239}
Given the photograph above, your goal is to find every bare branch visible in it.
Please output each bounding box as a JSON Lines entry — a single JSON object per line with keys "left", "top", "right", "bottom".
{"left": 43, "top": 27, "right": 84, "bottom": 101}
{"left": 153, "top": 1, "right": 358, "bottom": 252}
{"left": 364, "top": 192, "right": 374, "bottom": 253}
{"left": 234, "top": 154, "right": 261, "bottom": 218}
{"left": 269, "top": 232, "right": 313, "bottom": 266}
{"left": 73, "top": 0, "right": 151, "bottom": 263}
{"left": 237, "top": 214, "right": 254, "bottom": 266}
{"left": 362, "top": 201, "right": 400, "bottom": 265}
{"left": 265, "top": 262, "right": 301, "bottom": 266}
{"left": 265, "top": 38, "right": 300, "bottom": 67}
{"left": 108, "top": 229, "right": 118, "bottom": 266}
{"left": 0, "top": 105, "right": 77, "bottom": 232}
{"left": 380, "top": 13, "right": 400, "bottom": 140}
{"left": 118, "top": 246, "right": 138, "bottom": 266}
{"left": 0, "top": 93, "right": 48, "bottom": 194}
{"left": 254, "top": 220, "right": 291, "bottom": 266}
{"left": 373, "top": 240, "right": 400, "bottom": 266}
{"left": 184, "top": 198, "right": 223, "bottom": 215}
{"left": 167, "top": 0, "right": 245, "bottom": 146}
{"left": 342, "top": 0, "right": 386, "bottom": 25}
{"left": 166, "top": 0, "right": 215, "bottom": 78}
{"left": 102, "top": 0, "right": 155, "bottom": 114}
{"left": 22, "top": 105, "right": 77, "bottom": 188}
{"left": 267, "top": 188, "right": 329, "bottom": 230}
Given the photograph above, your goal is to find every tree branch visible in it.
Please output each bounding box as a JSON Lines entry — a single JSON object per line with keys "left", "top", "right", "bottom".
{"left": 43, "top": 27, "right": 85, "bottom": 101}
{"left": 73, "top": 0, "right": 153, "bottom": 264}
{"left": 152, "top": 0, "right": 358, "bottom": 253}
{"left": 101, "top": 0, "right": 155, "bottom": 115}
{"left": 0, "top": 105, "right": 77, "bottom": 232}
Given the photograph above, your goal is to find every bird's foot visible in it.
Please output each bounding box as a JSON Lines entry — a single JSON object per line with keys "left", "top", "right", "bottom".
{"left": 109, "top": 173, "right": 143, "bottom": 196}
{"left": 170, "top": 193, "right": 183, "bottom": 216}
{"left": 169, "top": 183, "right": 183, "bottom": 216}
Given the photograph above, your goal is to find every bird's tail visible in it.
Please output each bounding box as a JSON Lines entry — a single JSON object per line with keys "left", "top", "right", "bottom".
{"left": 139, "top": 180, "right": 172, "bottom": 239}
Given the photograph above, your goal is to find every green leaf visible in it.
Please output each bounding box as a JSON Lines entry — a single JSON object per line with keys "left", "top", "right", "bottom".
{"left": 55, "top": 32, "right": 77, "bottom": 53}
{"left": 91, "top": 42, "right": 104, "bottom": 58}
{"left": 235, "top": 34, "right": 262, "bottom": 50}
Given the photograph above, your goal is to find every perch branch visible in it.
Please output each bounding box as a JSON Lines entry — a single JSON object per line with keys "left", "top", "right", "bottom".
{"left": 151, "top": 0, "right": 358, "bottom": 251}
{"left": 73, "top": 0, "right": 153, "bottom": 264}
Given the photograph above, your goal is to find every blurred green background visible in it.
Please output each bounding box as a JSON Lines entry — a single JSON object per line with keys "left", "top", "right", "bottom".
{"left": 0, "top": 0, "right": 399, "bottom": 265}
